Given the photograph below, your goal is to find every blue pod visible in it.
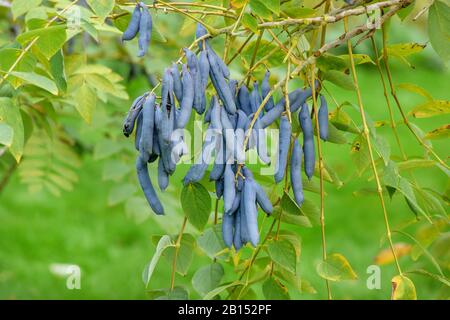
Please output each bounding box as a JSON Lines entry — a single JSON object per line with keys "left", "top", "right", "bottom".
{"left": 290, "top": 87, "right": 313, "bottom": 113}
{"left": 220, "top": 107, "right": 235, "bottom": 163}
{"left": 223, "top": 164, "right": 236, "bottom": 214}
{"left": 123, "top": 95, "right": 145, "bottom": 137}
{"left": 204, "top": 98, "right": 214, "bottom": 123}
{"left": 195, "top": 23, "right": 209, "bottom": 51}
{"left": 318, "top": 95, "right": 328, "bottom": 141}
{"left": 237, "top": 85, "right": 252, "bottom": 115}
{"left": 176, "top": 64, "right": 194, "bottom": 129}
{"left": 157, "top": 156, "right": 169, "bottom": 191}
{"left": 233, "top": 209, "right": 243, "bottom": 250}
{"left": 210, "top": 138, "right": 225, "bottom": 181}
{"left": 136, "top": 155, "right": 164, "bottom": 215}
{"left": 171, "top": 63, "right": 183, "bottom": 102}
{"left": 290, "top": 138, "right": 304, "bottom": 207}
{"left": 299, "top": 103, "right": 315, "bottom": 179}
{"left": 137, "top": 3, "right": 152, "bottom": 57}
{"left": 215, "top": 178, "right": 224, "bottom": 199}
{"left": 227, "top": 190, "right": 241, "bottom": 215}
{"left": 139, "top": 94, "right": 156, "bottom": 161}
{"left": 122, "top": 4, "right": 141, "bottom": 41}
{"left": 274, "top": 115, "right": 291, "bottom": 183}
{"left": 250, "top": 81, "right": 262, "bottom": 115}
{"left": 243, "top": 177, "right": 260, "bottom": 246}
{"left": 210, "top": 96, "right": 222, "bottom": 130}
{"left": 209, "top": 48, "right": 230, "bottom": 79}
{"left": 207, "top": 48, "right": 236, "bottom": 114}
{"left": 222, "top": 211, "right": 235, "bottom": 248}
{"left": 261, "top": 70, "right": 275, "bottom": 111}
{"left": 198, "top": 50, "right": 210, "bottom": 89}
{"left": 255, "top": 183, "right": 273, "bottom": 215}
{"left": 240, "top": 206, "right": 250, "bottom": 245}
{"left": 254, "top": 118, "right": 271, "bottom": 164}
{"left": 183, "top": 48, "right": 198, "bottom": 73}
{"left": 135, "top": 109, "right": 143, "bottom": 151}
{"left": 228, "top": 79, "right": 238, "bottom": 101}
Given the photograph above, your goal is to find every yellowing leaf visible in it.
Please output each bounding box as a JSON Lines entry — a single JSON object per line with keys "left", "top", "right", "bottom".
{"left": 391, "top": 275, "right": 417, "bottom": 300}
{"left": 316, "top": 253, "right": 357, "bottom": 281}
{"left": 424, "top": 124, "right": 450, "bottom": 140}
{"left": 374, "top": 243, "right": 412, "bottom": 266}
{"left": 74, "top": 83, "right": 96, "bottom": 124}
{"left": 410, "top": 100, "right": 450, "bottom": 118}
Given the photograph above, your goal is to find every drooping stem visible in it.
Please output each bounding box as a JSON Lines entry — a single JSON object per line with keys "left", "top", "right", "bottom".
{"left": 246, "top": 30, "right": 264, "bottom": 86}
{"left": 170, "top": 216, "right": 188, "bottom": 290}
{"left": 344, "top": 17, "right": 402, "bottom": 276}
{"left": 310, "top": 65, "right": 332, "bottom": 299}
{"left": 380, "top": 22, "right": 448, "bottom": 169}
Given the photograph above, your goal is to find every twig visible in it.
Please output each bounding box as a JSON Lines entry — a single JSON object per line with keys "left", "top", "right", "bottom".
{"left": 170, "top": 216, "right": 188, "bottom": 290}
{"left": 344, "top": 17, "right": 403, "bottom": 276}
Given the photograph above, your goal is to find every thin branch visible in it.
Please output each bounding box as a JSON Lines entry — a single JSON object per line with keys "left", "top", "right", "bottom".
{"left": 170, "top": 216, "right": 188, "bottom": 290}
{"left": 344, "top": 17, "right": 403, "bottom": 276}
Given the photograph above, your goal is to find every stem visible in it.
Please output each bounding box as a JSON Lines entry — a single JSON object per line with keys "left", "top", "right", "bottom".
{"left": 230, "top": 1, "right": 248, "bottom": 35}
{"left": 225, "top": 33, "right": 254, "bottom": 65}
{"left": 319, "top": 0, "right": 331, "bottom": 47}
{"left": 154, "top": 0, "right": 219, "bottom": 35}
{"left": 214, "top": 198, "right": 219, "bottom": 225}
{"left": 170, "top": 216, "right": 188, "bottom": 290}
{"left": 344, "top": 17, "right": 402, "bottom": 276}
{"left": 369, "top": 35, "right": 407, "bottom": 160}
{"left": 311, "top": 65, "right": 332, "bottom": 299}
{"left": 380, "top": 22, "right": 448, "bottom": 169}
{"left": 246, "top": 30, "right": 264, "bottom": 87}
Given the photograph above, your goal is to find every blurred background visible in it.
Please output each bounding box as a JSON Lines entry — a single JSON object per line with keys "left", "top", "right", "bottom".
{"left": 0, "top": 0, "right": 448, "bottom": 299}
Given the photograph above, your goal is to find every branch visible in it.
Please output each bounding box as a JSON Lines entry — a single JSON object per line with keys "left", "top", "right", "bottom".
{"left": 258, "top": 0, "right": 411, "bottom": 28}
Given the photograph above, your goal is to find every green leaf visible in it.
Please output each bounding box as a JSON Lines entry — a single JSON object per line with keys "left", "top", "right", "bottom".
{"left": 263, "top": 0, "right": 280, "bottom": 15}
{"left": 197, "top": 225, "right": 227, "bottom": 259}
{"left": 384, "top": 43, "right": 427, "bottom": 67}
{"left": 280, "top": 191, "right": 301, "bottom": 216}
{"left": 0, "top": 48, "right": 36, "bottom": 88}
{"left": 0, "top": 97, "right": 24, "bottom": 162}
{"left": 74, "top": 83, "right": 96, "bottom": 123}
{"left": 242, "top": 13, "right": 258, "bottom": 33}
{"left": 155, "top": 234, "right": 196, "bottom": 276}
{"left": 330, "top": 106, "right": 359, "bottom": 134}
{"left": 10, "top": 72, "right": 58, "bottom": 95}
{"left": 0, "top": 123, "right": 13, "bottom": 147}
{"left": 273, "top": 206, "right": 311, "bottom": 227}
{"left": 424, "top": 124, "right": 450, "bottom": 140}
{"left": 339, "top": 54, "right": 375, "bottom": 66}
{"left": 267, "top": 239, "right": 297, "bottom": 274}
{"left": 142, "top": 235, "right": 175, "bottom": 287}
{"left": 250, "top": 0, "right": 272, "bottom": 19}
{"left": 86, "top": 0, "right": 115, "bottom": 22}
{"left": 203, "top": 281, "right": 243, "bottom": 300}
{"left": 373, "top": 134, "right": 391, "bottom": 166}
{"left": 323, "top": 70, "right": 355, "bottom": 91}
{"left": 316, "top": 253, "right": 358, "bottom": 281}
{"left": 192, "top": 263, "right": 224, "bottom": 297}
{"left": 428, "top": 0, "right": 450, "bottom": 62}
{"left": 409, "top": 100, "right": 450, "bottom": 118}
{"left": 17, "top": 25, "right": 67, "bottom": 60}
{"left": 12, "top": 0, "right": 42, "bottom": 19}
{"left": 316, "top": 54, "right": 347, "bottom": 72}
{"left": 49, "top": 50, "right": 67, "bottom": 94}
{"left": 262, "top": 278, "right": 290, "bottom": 300}
{"left": 350, "top": 134, "right": 371, "bottom": 176}
{"left": 398, "top": 159, "right": 437, "bottom": 171}
{"left": 397, "top": 83, "right": 433, "bottom": 101}
{"left": 81, "top": 20, "right": 99, "bottom": 42}
{"left": 406, "top": 269, "right": 450, "bottom": 288}
{"left": 181, "top": 182, "right": 212, "bottom": 231}
{"left": 314, "top": 122, "right": 347, "bottom": 144}
{"left": 391, "top": 275, "right": 417, "bottom": 300}
{"left": 108, "top": 183, "right": 136, "bottom": 206}
{"left": 281, "top": 1, "right": 315, "bottom": 19}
